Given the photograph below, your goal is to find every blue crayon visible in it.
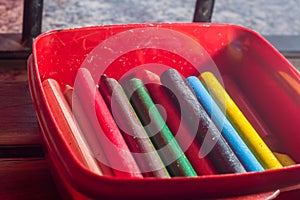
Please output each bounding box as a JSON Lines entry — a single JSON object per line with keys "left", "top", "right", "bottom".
{"left": 186, "top": 76, "right": 264, "bottom": 172}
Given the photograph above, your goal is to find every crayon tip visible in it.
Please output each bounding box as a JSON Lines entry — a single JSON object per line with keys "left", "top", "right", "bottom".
{"left": 99, "top": 74, "right": 109, "bottom": 84}
{"left": 135, "top": 69, "right": 160, "bottom": 84}
{"left": 99, "top": 74, "right": 121, "bottom": 92}
{"left": 64, "top": 84, "right": 73, "bottom": 91}
{"left": 100, "top": 74, "right": 108, "bottom": 79}
{"left": 161, "top": 68, "right": 185, "bottom": 81}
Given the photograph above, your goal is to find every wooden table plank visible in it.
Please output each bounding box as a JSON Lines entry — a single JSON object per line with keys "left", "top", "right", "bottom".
{"left": 0, "top": 61, "right": 60, "bottom": 199}
{"left": 0, "top": 82, "right": 42, "bottom": 146}
{"left": 0, "top": 61, "right": 43, "bottom": 157}
{"left": 0, "top": 158, "right": 61, "bottom": 199}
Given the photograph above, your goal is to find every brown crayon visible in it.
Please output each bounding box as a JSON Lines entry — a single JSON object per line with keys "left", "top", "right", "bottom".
{"left": 98, "top": 74, "right": 170, "bottom": 178}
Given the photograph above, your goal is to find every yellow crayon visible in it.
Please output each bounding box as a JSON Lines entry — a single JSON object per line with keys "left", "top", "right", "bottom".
{"left": 199, "top": 72, "right": 282, "bottom": 169}
{"left": 274, "top": 152, "right": 296, "bottom": 167}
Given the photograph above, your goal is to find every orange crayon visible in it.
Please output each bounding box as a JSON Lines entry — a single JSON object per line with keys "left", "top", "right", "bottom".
{"left": 42, "top": 78, "right": 102, "bottom": 175}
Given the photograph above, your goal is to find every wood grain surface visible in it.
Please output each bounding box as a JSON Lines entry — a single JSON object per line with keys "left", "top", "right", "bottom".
{"left": 0, "top": 61, "right": 60, "bottom": 199}
{"left": 0, "top": 82, "right": 41, "bottom": 147}
{"left": 0, "top": 158, "right": 61, "bottom": 200}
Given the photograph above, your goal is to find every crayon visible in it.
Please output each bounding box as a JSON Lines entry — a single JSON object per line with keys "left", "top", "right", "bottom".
{"left": 64, "top": 85, "right": 114, "bottom": 176}
{"left": 42, "top": 79, "right": 102, "bottom": 175}
{"left": 135, "top": 69, "right": 216, "bottom": 175}
{"left": 186, "top": 76, "right": 264, "bottom": 172}
{"left": 72, "top": 68, "right": 143, "bottom": 178}
{"left": 222, "top": 75, "right": 279, "bottom": 150}
{"left": 161, "top": 69, "right": 246, "bottom": 174}
{"left": 98, "top": 74, "right": 170, "bottom": 178}
{"left": 123, "top": 78, "right": 197, "bottom": 177}
{"left": 63, "top": 85, "right": 74, "bottom": 104}
{"left": 273, "top": 152, "right": 296, "bottom": 166}
{"left": 199, "top": 71, "right": 282, "bottom": 169}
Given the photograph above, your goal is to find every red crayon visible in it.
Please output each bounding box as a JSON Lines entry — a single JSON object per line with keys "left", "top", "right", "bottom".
{"left": 42, "top": 79, "right": 102, "bottom": 175}
{"left": 64, "top": 85, "right": 114, "bottom": 176}
{"left": 98, "top": 75, "right": 170, "bottom": 178}
{"left": 222, "top": 75, "right": 279, "bottom": 150}
{"left": 135, "top": 69, "right": 216, "bottom": 175}
{"left": 72, "top": 68, "right": 143, "bottom": 178}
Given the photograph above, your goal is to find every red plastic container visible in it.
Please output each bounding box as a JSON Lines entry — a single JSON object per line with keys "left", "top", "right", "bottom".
{"left": 28, "top": 23, "right": 300, "bottom": 199}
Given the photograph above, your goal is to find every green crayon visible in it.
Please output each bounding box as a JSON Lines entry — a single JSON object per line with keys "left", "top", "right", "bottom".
{"left": 123, "top": 78, "right": 197, "bottom": 177}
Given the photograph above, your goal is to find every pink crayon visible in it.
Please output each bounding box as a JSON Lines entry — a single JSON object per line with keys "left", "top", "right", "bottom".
{"left": 72, "top": 68, "right": 143, "bottom": 178}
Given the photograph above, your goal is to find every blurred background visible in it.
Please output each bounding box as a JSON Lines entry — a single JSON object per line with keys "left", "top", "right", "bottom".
{"left": 43, "top": 0, "right": 300, "bottom": 35}
{"left": 1, "top": 0, "right": 300, "bottom": 35}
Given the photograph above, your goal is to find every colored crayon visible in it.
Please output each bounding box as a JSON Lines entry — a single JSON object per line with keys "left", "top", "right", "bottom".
{"left": 64, "top": 85, "right": 74, "bottom": 104}
{"left": 199, "top": 71, "right": 282, "bottom": 169}
{"left": 273, "top": 152, "right": 296, "bottom": 166}
{"left": 64, "top": 85, "right": 114, "bottom": 176}
{"left": 72, "top": 68, "right": 143, "bottom": 178}
{"left": 161, "top": 69, "right": 246, "bottom": 174}
{"left": 123, "top": 78, "right": 197, "bottom": 177}
{"left": 222, "top": 75, "right": 279, "bottom": 150}
{"left": 42, "top": 79, "right": 102, "bottom": 175}
{"left": 135, "top": 69, "right": 216, "bottom": 175}
{"left": 186, "top": 76, "right": 264, "bottom": 172}
{"left": 98, "top": 74, "right": 170, "bottom": 178}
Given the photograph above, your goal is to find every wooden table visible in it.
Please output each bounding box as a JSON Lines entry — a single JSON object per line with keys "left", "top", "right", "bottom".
{"left": 0, "top": 60, "right": 61, "bottom": 199}
{"left": 1, "top": 58, "right": 300, "bottom": 199}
